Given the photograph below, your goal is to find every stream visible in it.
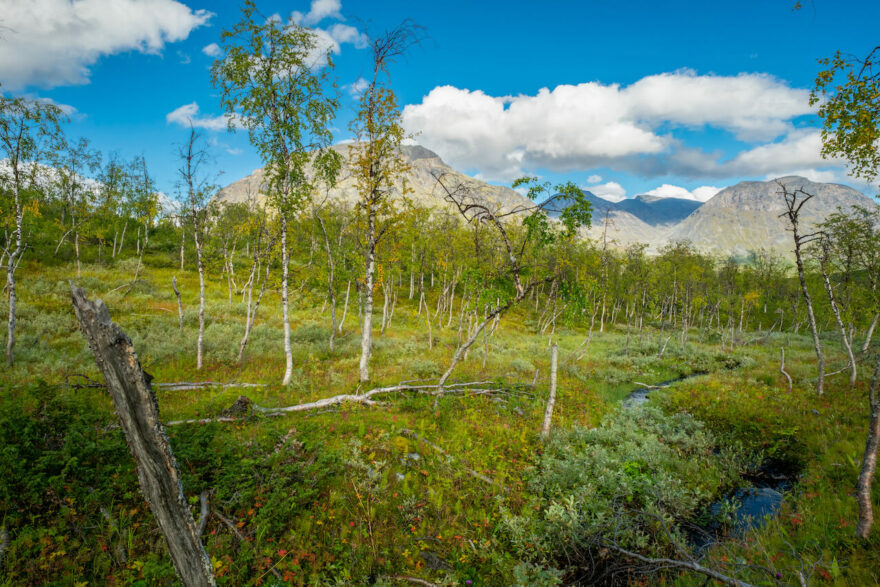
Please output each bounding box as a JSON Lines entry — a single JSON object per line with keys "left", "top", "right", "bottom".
{"left": 622, "top": 375, "right": 796, "bottom": 546}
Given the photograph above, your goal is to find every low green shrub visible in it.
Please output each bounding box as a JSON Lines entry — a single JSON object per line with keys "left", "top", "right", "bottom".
{"left": 502, "top": 405, "right": 745, "bottom": 582}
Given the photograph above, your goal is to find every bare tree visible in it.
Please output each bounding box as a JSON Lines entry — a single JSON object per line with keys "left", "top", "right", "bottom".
{"left": 177, "top": 126, "right": 214, "bottom": 370}
{"left": 432, "top": 173, "right": 591, "bottom": 389}
{"left": 778, "top": 181, "right": 825, "bottom": 394}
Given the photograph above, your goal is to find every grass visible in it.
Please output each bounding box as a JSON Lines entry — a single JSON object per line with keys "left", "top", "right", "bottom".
{"left": 0, "top": 254, "right": 877, "bottom": 585}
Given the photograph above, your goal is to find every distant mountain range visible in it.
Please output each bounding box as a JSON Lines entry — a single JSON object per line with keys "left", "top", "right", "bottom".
{"left": 217, "top": 144, "right": 877, "bottom": 259}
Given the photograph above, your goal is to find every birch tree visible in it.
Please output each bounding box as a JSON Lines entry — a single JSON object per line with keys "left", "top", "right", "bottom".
{"left": 177, "top": 127, "right": 214, "bottom": 370}
{"left": 53, "top": 137, "right": 101, "bottom": 277}
{"left": 212, "top": 0, "right": 341, "bottom": 385}
{"left": 0, "top": 92, "right": 64, "bottom": 366}
{"left": 349, "top": 22, "right": 420, "bottom": 382}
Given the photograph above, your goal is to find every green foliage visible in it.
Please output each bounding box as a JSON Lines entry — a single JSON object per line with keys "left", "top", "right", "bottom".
{"left": 503, "top": 405, "right": 745, "bottom": 579}
{"left": 812, "top": 48, "right": 880, "bottom": 188}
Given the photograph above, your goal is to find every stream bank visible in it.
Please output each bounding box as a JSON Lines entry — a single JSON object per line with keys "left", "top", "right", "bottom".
{"left": 622, "top": 375, "right": 800, "bottom": 547}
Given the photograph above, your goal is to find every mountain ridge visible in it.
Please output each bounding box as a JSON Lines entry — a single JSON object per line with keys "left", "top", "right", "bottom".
{"left": 216, "top": 144, "right": 877, "bottom": 259}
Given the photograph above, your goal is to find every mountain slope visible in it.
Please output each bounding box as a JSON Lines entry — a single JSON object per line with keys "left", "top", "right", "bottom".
{"left": 216, "top": 143, "right": 531, "bottom": 214}
{"left": 617, "top": 195, "right": 702, "bottom": 226}
{"left": 665, "top": 176, "right": 876, "bottom": 257}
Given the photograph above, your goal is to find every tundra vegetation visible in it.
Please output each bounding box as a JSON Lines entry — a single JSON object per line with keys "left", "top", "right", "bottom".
{"left": 1, "top": 11, "right": 880, "bottom": 587}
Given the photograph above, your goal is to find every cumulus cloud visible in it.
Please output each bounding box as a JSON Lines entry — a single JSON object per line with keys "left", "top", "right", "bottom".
{"left": 625, "top": 70, "right": 812, "bottom": 141}
{"left": 402, "top": 71, "right": 822, "bottom": 182}
{"left": 0, "top": 0, "right": 212, "bottom": 90}
{"left": 587, "top": 174, "right": 602, "bottom": 184}
{"left": 202, "top": 43, "right": 222, "bottom": 58}
{"left": 643, "top": 184, "right": 721, "bottom": 202}
{"left": 723, "top": 129, "right": 834, "bottom": 177}
{"left": 302, "top": 22, "right": 368, "bottom": 67}
{"left": 166, "top": 102, "right": 244, "bottom": 132}
{"left": 292, "top": 0, "right": 343, "bottom": 25}
{"left": 586, "top": 181, "right": 627, "bottom": 202}
{"left": 346, "top": 77, "right": 369, "bottom": 96}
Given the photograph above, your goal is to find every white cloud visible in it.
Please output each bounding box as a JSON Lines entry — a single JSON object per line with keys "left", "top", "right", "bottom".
{"left": 166, "top": 102, "right": 244, "bottom": 132}
{"left": 624, "top": 70, "right": 812, "bottom": 141}
{"left": 724, "top": 129, "right": 835, "bottom": 177}
{"left": 402, "top": 71, "right": 819, "bottom": 182}
{"left": 303, "top": 22, "right": 368, "bottom": 68}
{"left": 587, "top": 174, "right": 602, "bottom": 184}
{"left": 0, "top": 0, "right": 212, "bottom": 90}
{"left": 691, "top": 186, "right": 722, "bottom": 201}
{"left": 590, "top": 181, "right": 627, "bottom": 202}
{"left": 644, "top": 184, "right": 721, "bottom": 202}
{"left": 31, "top": 96, "right": 79, "bottom": 117}
{"left": 292, "top": 0, "right": 342, "bottom": 25}
{"left": 202, "top": 43, "right": 222, "bottom": 57}
{"left": 346, "top": 77, "right": 369, "bottom": 96}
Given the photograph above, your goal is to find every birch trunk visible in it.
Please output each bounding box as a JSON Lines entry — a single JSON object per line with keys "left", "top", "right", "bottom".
{"left": 172, "top": 276, "right": 184, "bottom": 330}
{"left": 281, "top": 214, "right": 293, "bottom": 386}
{"left": 359, "top": 209, "right": 376, "bottom": 382}
{"left": 857, "top": 357, "right": 880, "bottom": 539}
{"left": 541, "top": 344, "right": 558, "bottom": 438}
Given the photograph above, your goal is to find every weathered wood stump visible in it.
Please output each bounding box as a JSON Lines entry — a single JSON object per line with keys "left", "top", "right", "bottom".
{"left": 70, "top": 284, "right": 215, "bottom": 587}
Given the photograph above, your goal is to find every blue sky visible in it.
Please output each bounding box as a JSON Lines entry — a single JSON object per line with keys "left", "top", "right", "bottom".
{"left": 1, "top": 0, "right": 879, "bottom": 203}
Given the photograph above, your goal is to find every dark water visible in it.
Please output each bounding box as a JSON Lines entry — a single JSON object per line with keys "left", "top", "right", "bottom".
{"left": 622, "top": 377, "right": 795, "bottom": 545}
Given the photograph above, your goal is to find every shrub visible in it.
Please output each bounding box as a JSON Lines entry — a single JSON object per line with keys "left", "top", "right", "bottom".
{"left": 509, "top": 358, "right": 536, "bottom": 374}
{"left": 407, "top": 358, "right": 441, "bottom": 378}
{"left": 502, "top": 405, "right": 745, "bottom": 581}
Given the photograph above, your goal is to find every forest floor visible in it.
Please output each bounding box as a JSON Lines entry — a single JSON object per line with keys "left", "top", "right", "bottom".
{"left": 1, "top": 256, "right": 878, "bottom": 585}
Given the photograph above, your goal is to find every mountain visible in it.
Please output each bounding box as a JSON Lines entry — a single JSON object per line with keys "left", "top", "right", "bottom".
{"left": 616, "top": 195, "right": 702, "bottom": 226}
{"left": 216, "top": 143, "right": 530, "bottom": 214}
{"left": 216, "top": 145, "right": 877, "bottom": 258}
{"left": 665, "top": 176, "right": 876, "bottom": 257}
{"left": 579, "top": 193, "right": 703, "bottom": 247}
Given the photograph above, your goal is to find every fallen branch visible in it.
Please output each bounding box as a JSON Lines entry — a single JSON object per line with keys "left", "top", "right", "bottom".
{"left": 389, "top": 577, "right": 440, "bottom": 587}
{"left": 633, "top": 381, "right": 670, "bottom": 390}
{"left": 164, "top": 381, "right": 506, "bottom": 426}
{"left": 780, "top": 348, "right": 793, "bottom": 393}
{"left": 156, "top": 381, "right": 267, "bottom": 392}
{"left": 65, "top": 372, "right": 105, "bottom": 390}
{"left": 605, "top": 544, "right": 755, "bottom": 587}
{"left": 399, "top": 428, "right": 501, "bottom": 489}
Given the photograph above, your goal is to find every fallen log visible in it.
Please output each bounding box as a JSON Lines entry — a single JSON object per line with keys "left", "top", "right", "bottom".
{"left": 155, "top": 381, "right": 267, "bottom": 392}
{"left": 164, "top": 381, "right": 504, "bottom": 425}
{"left": 70, "top": 284, "right": 215, "bottom": 587}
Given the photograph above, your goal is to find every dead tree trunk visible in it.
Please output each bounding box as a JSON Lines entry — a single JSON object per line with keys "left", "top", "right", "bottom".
{"left": 778, "top": 182, "right": 825, "bottom": 395}
{"left": 857, "top": 356, "right": 880, "bottom": 540}
{"left": 70, "top": 284, "right": 215, "bottom": 586}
